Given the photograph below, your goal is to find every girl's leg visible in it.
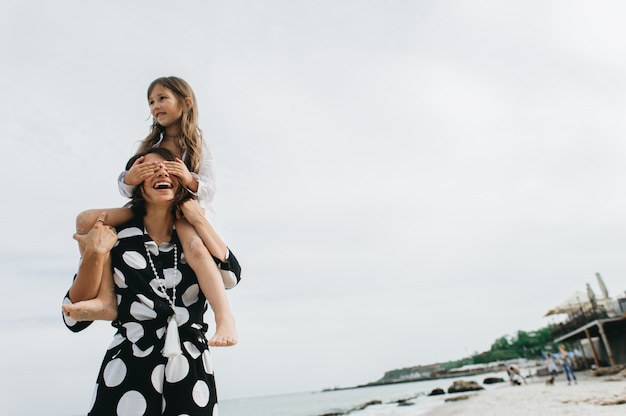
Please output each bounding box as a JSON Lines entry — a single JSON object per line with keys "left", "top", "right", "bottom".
{"left": 179, "top": 200, "right": 228, "bottom": 261}
{"left": 177, "top": 219, "right": 237, "bottom": 346}
{"left": 76, "top": 208, "right": 134, "bottom": 235}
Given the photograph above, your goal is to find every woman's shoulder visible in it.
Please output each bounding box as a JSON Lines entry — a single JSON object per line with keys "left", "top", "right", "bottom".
{"left": 115, "top": 217, "right": 145, "bottom": 241}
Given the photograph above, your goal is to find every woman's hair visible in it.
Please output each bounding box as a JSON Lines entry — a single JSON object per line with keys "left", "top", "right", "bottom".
{"left": 126, "top": 147, "right": 191, "bottom": 217}
{"left": 137, "top": 76, "right": 203, "bottom": 174}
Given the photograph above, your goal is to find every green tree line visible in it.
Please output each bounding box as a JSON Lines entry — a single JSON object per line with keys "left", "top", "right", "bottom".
{"left": 378, "top": 326, "right": 557, "bottom": 382}
{"left": 440, "top": 326, "right": 556, "bottom": 370}
{"left": 467, "top": 326, "right": 556, "bottom": 365}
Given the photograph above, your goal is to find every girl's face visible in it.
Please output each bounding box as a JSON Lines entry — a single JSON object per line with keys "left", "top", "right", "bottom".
{"left": 148, "top": 84, "right": 184, "bottom": 128}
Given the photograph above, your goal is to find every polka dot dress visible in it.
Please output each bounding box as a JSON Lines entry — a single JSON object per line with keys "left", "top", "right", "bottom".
{"left": 63, "top": 217, "right": 223, "bottom": 416}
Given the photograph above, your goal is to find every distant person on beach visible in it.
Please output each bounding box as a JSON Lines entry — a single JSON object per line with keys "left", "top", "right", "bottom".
{"left": 63, "top": 148, "right": 227, "bottom": 414}
{"left": 545, "top": 354, "right": 559, "bottom": 385}
{"left": 62, "top": 76, "right": 241, "bottom": 347}
{"left": 546, "top": 354, "right": 559, "bottom": 378}
{"left": 506, "top": 364, "right": 528, "bottom": 385}
{"left": 559, "top": 345, "right": 578, "bottom": 385}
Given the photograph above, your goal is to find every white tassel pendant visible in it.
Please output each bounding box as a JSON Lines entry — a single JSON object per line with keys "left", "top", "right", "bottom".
{"left": 163, "top": 314, "right": 182, "bottom": 357}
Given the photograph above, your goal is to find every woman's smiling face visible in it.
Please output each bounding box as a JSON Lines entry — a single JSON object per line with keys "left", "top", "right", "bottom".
{"left": 141, "top": 153, "right": 179, "bottom": 205}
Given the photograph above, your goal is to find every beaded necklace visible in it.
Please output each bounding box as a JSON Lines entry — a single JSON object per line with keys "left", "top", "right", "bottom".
{"left": 144, "top": 241, "right": 182, "bottom": 357}
{"left": 144, "top": 242, "right": 177, "bottom": 308}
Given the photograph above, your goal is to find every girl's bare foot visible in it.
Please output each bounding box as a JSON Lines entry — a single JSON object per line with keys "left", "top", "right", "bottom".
{"left": 208, "top": 314, "right": 238, "bottom": 347}
{"left": 62, "top": 298, "right": 118, "bottom": 321}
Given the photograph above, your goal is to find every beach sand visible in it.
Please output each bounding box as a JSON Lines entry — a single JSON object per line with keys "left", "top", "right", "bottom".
{"left": 424, "top": 372, "right": 626, "bottom": 416}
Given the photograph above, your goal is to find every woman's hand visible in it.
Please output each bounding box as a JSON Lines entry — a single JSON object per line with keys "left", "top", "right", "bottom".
{"left": 164, "top": 158, "right": 195, "bottom": 191}
{"left": 73, "top": 212, "right": 118, "bottom": 256}
{"left": 124, "top": 156, "right": 160, "bottom": 186}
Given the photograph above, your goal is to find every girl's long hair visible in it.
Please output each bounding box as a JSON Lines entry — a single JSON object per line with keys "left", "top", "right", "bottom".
{"left": 137, "top": 76, "right": 203, "bottom": 173}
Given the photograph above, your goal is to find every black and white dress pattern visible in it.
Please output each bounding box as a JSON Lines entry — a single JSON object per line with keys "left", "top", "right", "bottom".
{"left": 63, "top": 217, "right": 240, "bottom": 416}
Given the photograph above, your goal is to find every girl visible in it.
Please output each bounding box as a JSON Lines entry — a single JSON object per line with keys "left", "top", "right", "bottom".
{"left": 63, "top": 76, "right": 240, "bottom": 347}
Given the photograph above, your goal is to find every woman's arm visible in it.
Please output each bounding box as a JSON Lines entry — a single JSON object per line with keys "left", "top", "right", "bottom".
{"left": 68, "top": 212, "right": 118, "bottom": 302}
{"left": 63, "top": 255, "right": 117, "bottom": 322}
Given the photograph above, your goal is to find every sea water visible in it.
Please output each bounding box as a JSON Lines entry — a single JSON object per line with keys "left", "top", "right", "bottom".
{"left": 219, "top": 372, "right": 508, "bottom": 416}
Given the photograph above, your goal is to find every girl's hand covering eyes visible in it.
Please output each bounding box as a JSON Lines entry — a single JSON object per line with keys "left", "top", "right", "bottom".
{"left": 124, "top": 156, "right": 160, "bottom": 186}
{"left": 164, "top": 158, "right": 194, "bottom": 189}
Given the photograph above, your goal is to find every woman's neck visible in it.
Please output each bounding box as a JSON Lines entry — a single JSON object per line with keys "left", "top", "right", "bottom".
{"left": 144, "top": 207, "right": 174, "bottom": 245}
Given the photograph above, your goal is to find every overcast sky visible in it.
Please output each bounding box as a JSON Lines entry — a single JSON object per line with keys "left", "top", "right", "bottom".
{"left": 2, "top": 0, "right": 626, "bottom": 414}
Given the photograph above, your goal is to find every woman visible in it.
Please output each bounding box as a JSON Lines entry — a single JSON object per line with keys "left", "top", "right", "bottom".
{"left": 559, "top": 344, "right": 578, "bottom": 385}
{"left": 62, "top": 147, "right": 238, "bottom": 415}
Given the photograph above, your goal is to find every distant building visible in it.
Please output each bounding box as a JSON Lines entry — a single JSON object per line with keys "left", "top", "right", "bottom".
{"left": 545, "top": 273, "right": 626, "bottom": 367}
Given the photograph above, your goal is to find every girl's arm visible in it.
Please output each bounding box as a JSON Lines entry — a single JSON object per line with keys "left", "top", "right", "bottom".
{"left": 164, "top": 141, "right": 218, "bottom": 227}
{"left": 188, "top": 141, "right": 219, "bottom": 231}
{"left": 192, "top": 143, "right": 217, "bottom": 204}
{"left": 118, "top": 171, "right": 135, "bottom": 198}
{"left": 117, "top": 155, "right": 160, "bottom": 198}
{"left": 164, "top": 142, "right": 216, "bottom": 202}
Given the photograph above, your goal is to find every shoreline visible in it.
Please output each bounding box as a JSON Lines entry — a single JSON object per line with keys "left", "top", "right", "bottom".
{"left": 422, "top": 371, "right": 626, "bottom": 416}
{"left": 322, "top": 370, "right": 496, "bottom": 393}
